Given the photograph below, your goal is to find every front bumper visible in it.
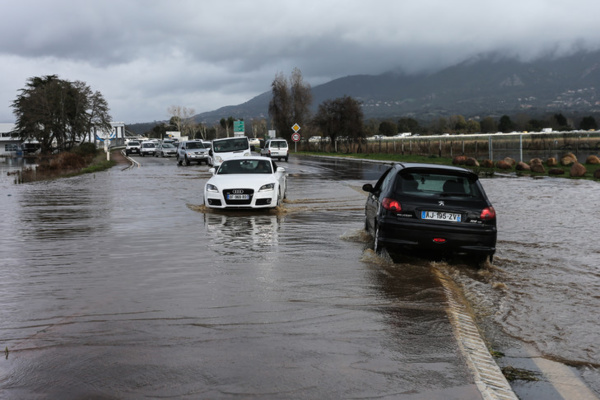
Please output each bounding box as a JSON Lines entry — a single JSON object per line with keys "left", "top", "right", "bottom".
{"left": 204, "top": 190, "right": 277, "bottom": 209}
{"left": 187, "top": 154, "right": 210, "bottom": 161}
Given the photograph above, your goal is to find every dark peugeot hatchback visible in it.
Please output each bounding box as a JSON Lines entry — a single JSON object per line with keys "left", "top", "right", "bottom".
{"left": 362, "top": 163, "right": 497, "bottom": 266}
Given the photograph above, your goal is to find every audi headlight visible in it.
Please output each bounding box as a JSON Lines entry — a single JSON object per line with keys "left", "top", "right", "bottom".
{"left": 206, "top": 184, "right": 219, "bottom": 192}
{"left": 259, "top": 183, "right": 275, "bottom": 192}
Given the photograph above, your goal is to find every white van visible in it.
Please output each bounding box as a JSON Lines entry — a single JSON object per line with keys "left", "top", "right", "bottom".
{"left": 260, "top": 138, "right": 289, "bottom": 162}
{"left": 210, "top": 136, "right": 251, "bottom": 167}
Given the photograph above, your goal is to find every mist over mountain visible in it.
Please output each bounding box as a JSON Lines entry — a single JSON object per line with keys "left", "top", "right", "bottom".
{"left": 128, "top": 49, "right": 600, "bottom": 133}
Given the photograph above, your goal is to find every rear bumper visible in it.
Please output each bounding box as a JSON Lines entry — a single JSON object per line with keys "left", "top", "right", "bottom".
{"left": 377, "top": 216, "right": 497, "bottom": 256}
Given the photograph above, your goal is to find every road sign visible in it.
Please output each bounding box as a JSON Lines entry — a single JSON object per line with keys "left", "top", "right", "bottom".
{"left": 292, "top": 123, "right": 301, "bottom": 133}
{"left": 234, "top": 120, "right": 245, "bottom": 133}
{"left": 291, "top": 132, "right": 301, "bottom": 142}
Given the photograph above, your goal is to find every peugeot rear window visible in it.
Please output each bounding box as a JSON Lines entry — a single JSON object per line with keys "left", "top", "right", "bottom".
{"left": 396, "top": 171, "right": 483, "bottom": 198}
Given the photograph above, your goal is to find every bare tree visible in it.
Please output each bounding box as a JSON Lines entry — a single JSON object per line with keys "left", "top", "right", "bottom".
{"left": 219, "top": 117, "right": 234, "bottom": 138}
{"left": 251, "top": 118, "right": 267, "bottom": 138}
{"left": 268, "top": 68, "right": 312, "bottom": 140}
{"left": 290, "top": 68, "right": 312, "bottom": 132}
{"left": 167, "top": 105, "right": 196, "bottom": 138}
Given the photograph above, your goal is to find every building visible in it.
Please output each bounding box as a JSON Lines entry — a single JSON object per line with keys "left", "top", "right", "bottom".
{"left": 0, "top": 123, "right": 21, "bottom": 156}
{"left": 83, "top": 122, "right": 126, "bottom": 147}
{"left": 0, "top": 122, "right": 126, "bottom": 156}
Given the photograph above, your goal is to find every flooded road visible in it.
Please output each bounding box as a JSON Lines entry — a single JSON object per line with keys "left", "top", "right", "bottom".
{"left": 0, "top": 154, "right": 599, "bottom": 399}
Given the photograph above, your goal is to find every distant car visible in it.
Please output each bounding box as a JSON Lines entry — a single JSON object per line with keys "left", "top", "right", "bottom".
{"left": 261, "top": 139, "right": 289, "bottom": 161}
{"left": 248, "top": 137, "right": 260, "bottom": 149}
{"left": 204, "top": 157, "right": 287, "bottom": 209}
{"left": 362, "top": 163, "right": 497, "bottom": 266}
{"left": 155, "top": 142, "right": 177, "bottom": 157}
{"left": 177, "top": 140, "right": 211, "bottom": 165}
{"left": 139, "top": 141, "right": 156, "bottom": 157}
{"left": 125, "top": 140, "right": 141, "bottom": 155}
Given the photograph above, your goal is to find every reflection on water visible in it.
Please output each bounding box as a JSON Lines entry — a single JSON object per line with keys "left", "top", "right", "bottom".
{"left": 18, "top": 181, "right": 108, "bottom": 241}
{"left": 204, "top": 211, "right": 281, "bottom": 254}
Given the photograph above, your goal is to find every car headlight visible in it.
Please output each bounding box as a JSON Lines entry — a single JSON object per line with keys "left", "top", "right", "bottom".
{"left": 206, "top": 184, "right": 219, "bottom": 192}
{"left": 216, "top": 156, "right": 223, "bottom": 163}
{"left": 259, "top": 183, "right": 275, "bottom": 192}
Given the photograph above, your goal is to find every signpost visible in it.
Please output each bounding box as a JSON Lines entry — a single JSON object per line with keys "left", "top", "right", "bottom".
{"left": 233, "top": 120, "right": 245, "bottom": 137}
{"left": 291, "top": 124, "right": 301, "bottom": 152}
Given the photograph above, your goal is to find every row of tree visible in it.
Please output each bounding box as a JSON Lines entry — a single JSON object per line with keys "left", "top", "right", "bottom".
{"left": 146, "top": 107, "right": 600, "bottom": 143}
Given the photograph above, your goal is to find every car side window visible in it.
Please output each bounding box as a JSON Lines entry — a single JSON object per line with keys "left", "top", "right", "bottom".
{"left": 380, "top": 170, "right": 395, "bottom": 193}
{"left": 373, "top": 167, "right": 393, "bottom": 193}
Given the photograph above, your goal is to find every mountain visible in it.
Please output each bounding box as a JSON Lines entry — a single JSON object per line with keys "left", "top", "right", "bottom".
{"left": 129, "top": 50, "right": 600, "bottom": 133}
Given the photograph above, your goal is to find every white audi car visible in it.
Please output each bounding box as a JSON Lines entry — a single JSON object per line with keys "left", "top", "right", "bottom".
{"left": 204, "top": 157, "right": 287, "bottom": 209}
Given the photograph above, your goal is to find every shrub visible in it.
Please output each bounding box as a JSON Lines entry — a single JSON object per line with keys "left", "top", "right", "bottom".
{"left": 72, "top": 143, "right": 98, "bottom": 158}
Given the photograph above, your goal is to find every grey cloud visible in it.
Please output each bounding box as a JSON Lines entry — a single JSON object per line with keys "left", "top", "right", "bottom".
{"left": 1, "top": 0, "right": 600, "bottom": 123}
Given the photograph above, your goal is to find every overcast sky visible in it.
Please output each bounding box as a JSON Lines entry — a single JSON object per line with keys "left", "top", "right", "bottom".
{"left": 1, "top": 0, "right": 599, "bottom": 124}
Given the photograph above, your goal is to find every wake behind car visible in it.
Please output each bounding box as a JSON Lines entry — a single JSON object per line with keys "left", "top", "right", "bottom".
{"left": 204, "top": 157, "right": 287, "bottom": 209}
{"left": 362, "top": 163, "right": 496, "bottom": 265}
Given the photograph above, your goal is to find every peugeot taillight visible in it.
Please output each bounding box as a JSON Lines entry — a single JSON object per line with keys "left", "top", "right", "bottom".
{"left": 382, "top": 198, "right": 401, "bottom": 212}
{"left": 480, "top": 206, "right": 496, "bottom": 220}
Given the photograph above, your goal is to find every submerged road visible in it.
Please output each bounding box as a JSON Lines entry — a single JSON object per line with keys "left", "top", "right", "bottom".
{"left": 0, "top": 153, "right": 597, "bottom": 399}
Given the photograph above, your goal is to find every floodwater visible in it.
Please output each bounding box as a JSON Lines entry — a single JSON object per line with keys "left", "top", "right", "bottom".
{"left": 0, "top": 155, "right": 599, "bottom": 399}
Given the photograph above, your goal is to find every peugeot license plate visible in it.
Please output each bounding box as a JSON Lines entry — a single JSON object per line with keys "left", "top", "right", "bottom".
{"left": 421, "top": 211, "right": 461, "bottom": 222}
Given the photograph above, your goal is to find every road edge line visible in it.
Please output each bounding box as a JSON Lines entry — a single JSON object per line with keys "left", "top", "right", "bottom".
{"left": 433, "top": 269, "right": 518, "bottom": 400}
